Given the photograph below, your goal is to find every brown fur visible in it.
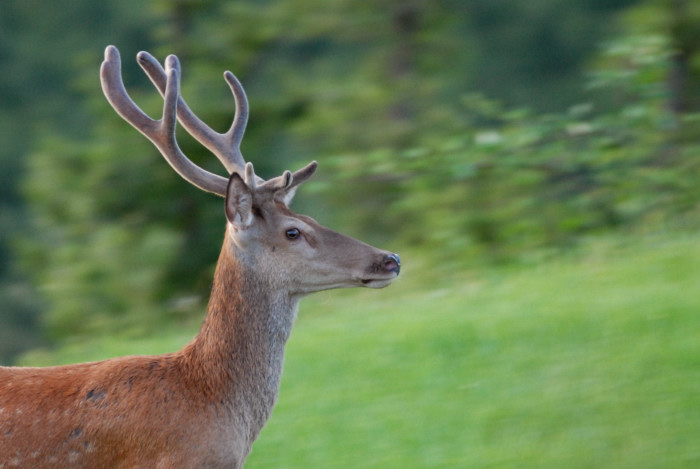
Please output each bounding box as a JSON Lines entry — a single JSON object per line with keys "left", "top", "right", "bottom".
{"left": 1, "top": 240, "right": 273, "bottom": 468}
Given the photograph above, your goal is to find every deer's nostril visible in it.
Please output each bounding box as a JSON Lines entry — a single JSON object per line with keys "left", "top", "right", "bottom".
{"left": 383, "top": 253, "right": 401, "bottom": 275}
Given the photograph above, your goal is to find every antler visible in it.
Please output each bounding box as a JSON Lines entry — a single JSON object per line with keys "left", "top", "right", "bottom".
{"left": 133, "top": 49, "right": 321, "bottom": 195}
{"left": 101, "top": 45, "right": 319, "bottom": 200}
{"left": 100, "top": 45, "right": 229, "bottom": 196}
{"left": 136, "top": 50, "right": 248, "bottom": 175}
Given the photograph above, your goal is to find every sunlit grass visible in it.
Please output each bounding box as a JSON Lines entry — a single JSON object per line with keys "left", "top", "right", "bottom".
{"left": 21, "top": 233, "right": 700, "bottom": 468}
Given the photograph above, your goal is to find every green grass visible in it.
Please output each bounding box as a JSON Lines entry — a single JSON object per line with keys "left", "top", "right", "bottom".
{"left": 22, "top": 234, "right": 700, "bottom": 468}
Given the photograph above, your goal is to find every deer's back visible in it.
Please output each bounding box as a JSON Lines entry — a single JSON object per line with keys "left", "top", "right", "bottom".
{"left": 0, "top": 355, "right": 245, "bottom": 468}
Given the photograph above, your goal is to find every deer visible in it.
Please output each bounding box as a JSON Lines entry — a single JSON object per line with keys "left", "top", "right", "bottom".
{"left": 0, "top": 45, "right": 400, "bottom": 469}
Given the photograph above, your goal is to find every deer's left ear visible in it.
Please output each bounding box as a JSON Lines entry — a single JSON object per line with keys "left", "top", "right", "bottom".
{"left": 225, "top": 172, "right": 254, "bottom": 229}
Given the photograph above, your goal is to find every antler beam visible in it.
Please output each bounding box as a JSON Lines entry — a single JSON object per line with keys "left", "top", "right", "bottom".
{"left": 101, "top": 45, "right": 319, "bottom": 198}
{"left": 100, "top": 45, "right": 229, "bottom": 196}
{"left": 136, "top": 50, "right": 249, "bottom": 175}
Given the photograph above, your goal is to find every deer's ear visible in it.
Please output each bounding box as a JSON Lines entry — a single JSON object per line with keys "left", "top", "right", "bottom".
{"left": 225, "top": 172, "right": 254, "bottom": 229}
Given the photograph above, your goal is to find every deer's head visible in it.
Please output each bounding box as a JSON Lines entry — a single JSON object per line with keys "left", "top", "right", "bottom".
{"left": 100, "top": 46, "right": 400, "bottom": 297}
{"left": 224, "top": 161, "right": 399, "bottom": 294}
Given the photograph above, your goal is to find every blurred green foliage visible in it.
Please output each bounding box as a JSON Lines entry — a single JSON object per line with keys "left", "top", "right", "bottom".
{"left": 0, "top": 0, "right": 158, "bottom": 362}
{"left": 0, "top": 0, "right": 699, "bottom": 361}
{"left": 325, "top": 80, "right": 700, "bottom": 267}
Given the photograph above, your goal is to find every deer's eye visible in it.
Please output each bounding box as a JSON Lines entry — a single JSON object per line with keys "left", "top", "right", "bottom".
{"left": 285, "top": 228, "right": 301, "bottom": 240}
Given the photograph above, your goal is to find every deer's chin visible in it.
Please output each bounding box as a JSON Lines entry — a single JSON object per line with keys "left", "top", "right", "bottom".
{"left": 360, "top": 277, "right": 396, "bottom": 289}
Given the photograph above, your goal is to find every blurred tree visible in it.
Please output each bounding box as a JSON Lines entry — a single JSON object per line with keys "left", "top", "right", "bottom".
{"left": 0, "top": 0, "right": 155, "bottom": 362}
{"left": 462, "top": 0, "right": 639, "bottom": 111}
{"left": 335, "top": 5, "right": 700, "bottom": 266}
{"left": 625, "top": 0, "right": 700, "bottom": 114}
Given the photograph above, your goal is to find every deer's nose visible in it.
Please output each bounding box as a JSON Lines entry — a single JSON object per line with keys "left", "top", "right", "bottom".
{"left": 382, "top": 253, "right": 401, "bottom": 276}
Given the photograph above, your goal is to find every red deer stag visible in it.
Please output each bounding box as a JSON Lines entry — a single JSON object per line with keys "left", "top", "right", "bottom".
{"left": 0, "top": 45, "right": 400, "bottom": 468}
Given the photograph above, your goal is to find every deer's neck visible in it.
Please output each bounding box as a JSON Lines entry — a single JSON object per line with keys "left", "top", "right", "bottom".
{"left": 182, "top": 240, "right": 299, "bottom": 439}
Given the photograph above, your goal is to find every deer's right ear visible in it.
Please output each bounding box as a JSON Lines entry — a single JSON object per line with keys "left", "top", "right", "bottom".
{"left": 225, "top": 172, "right": 254, "bottom": 229}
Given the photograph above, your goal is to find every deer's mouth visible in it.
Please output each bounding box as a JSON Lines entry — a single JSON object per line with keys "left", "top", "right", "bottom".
{"left": 360, "top": 277, "right": 396, "bottom": 289}
{"left": 359, "top": 253, "right": 401, "bottom": 288}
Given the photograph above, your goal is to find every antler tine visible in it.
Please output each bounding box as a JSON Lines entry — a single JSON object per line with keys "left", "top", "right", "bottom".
{"left": 100, "top": 46, "right": 228, "bottom": 196}
{"left": 137, "top": 51, "right": 249, "bottom": 175}
{"left": 259, "top": 161, "right": 317, "bottom": 190}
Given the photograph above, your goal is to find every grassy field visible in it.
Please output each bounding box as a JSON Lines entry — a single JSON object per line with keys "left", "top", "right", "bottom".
{"left": 22, "top": 234, "right": 700, "bottom": 468}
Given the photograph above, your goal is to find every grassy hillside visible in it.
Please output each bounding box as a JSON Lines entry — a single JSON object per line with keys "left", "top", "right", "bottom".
{"left": 22, "top": 233, "right": 700, "bottom": 468}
